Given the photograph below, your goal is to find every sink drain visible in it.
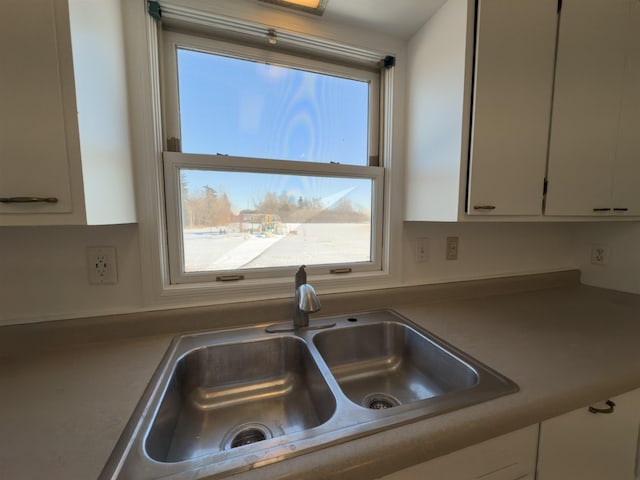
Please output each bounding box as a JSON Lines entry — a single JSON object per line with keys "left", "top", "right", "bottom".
{"left": 363, "top": 393, "right": 401, "bottom": 410}
{"left": 231, "top": 428, "right": 267, "bottom": 448}
{"left": 222, "top": 423, "right": 273, "bottom": 450}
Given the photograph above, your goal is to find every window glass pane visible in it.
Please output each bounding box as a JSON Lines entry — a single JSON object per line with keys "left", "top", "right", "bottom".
{"left": 179, "top": 169, "right": 372, "bottom": 272}
{"left": 177, "top": 48, "right": 369, "bottom": 165}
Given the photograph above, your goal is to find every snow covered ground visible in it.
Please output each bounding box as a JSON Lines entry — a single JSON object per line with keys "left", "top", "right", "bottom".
{"left": 183, "top": 223, "right": 370, "bottom": 272}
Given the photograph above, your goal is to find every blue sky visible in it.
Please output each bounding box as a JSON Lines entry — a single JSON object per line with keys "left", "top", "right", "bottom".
{"left": 176, "top": 48, "right": 372, "bottom": 212}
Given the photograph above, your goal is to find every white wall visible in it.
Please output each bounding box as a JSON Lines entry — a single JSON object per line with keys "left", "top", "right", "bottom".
{"left": 403, "top": 222, "right": 578, "bottom": 285}
{"left": 574, "top": 222, "right": 640, "bottom": 294}
{"left": 0, "top": 221, "right": 582, "bottom": 325}
{"left": 0, "top": 225, "right": 142, "bottom": 324}
{"left": 0, "top": 217, "right": 631, "bottom": 328}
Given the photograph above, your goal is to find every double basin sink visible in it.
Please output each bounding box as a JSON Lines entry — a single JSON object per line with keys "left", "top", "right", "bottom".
{"left": 101, "top": 310, "right": 517, "bottom": 479}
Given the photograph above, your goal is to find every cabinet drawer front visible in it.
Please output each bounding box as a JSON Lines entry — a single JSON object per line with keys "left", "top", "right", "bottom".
{"left": 377, "top": 425, "right": 538, "bottom": 480}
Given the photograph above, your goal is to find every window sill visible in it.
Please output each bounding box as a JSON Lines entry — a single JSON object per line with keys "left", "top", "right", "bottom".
{"left": 152, "top": 269, "right": 400, "bottom": 309}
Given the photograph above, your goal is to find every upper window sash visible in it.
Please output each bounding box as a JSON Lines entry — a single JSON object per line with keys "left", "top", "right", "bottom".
{"left": 161, "top": 31, "right": 381, "bottom": 165}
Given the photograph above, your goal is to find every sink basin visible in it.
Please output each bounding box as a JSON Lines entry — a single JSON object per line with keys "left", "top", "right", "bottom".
{"left": 314, "top": 321, "right": 478, "bottom": 409}
{"left": 146, "top": 336, "right": 335, "bottom": 463}
{"left": 100, "top": 310, "right": 518, "bottom": 480}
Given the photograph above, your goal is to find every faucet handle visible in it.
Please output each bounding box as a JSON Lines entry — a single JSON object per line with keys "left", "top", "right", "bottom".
{"left": 297, "top": 283, "right": 321, "bottom": 313}
{"left": 295, "top": 265, "right": 307, "bottom": 288}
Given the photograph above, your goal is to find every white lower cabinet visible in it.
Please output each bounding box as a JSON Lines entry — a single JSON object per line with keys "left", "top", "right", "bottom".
{"left": 376, "top": 425, "right": 538, "bottom": 480}
{"left": 378, "top": 386, "right": 640, "bottom": 480}
{"left": 537, "top": 388, "right": 640, "bottom": 480}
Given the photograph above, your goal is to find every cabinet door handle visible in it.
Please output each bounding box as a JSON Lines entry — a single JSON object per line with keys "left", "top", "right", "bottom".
{"left": 588, "top": 400, "right": 616, "bottom": 414}
{"left": 473, "top": 205, "right": 496, "bottom": 210}
{"left": 592, "top": 208, "right": 611, "bottom": 212}
{"left": 613, "top": 208, "right": 629, "bottom": 212}
{"left": 0, "top": 196, "right": 59, "bottom": 204}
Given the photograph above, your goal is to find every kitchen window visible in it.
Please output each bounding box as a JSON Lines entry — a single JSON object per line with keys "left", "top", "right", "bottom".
{"left": 162, "top": 31, "right": 386, "bottom": 284}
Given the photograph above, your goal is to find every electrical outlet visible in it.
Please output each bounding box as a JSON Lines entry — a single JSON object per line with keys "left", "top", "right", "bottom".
{"left": 591, "top": 244, "right": 610, "bottom": 266}
{"left": 446, "top": 236, "right": 459, "bottom": 261}
{"left": 416, "top": 237, "right": 429, "bottom": 262}
{"left": 87, "top": 247, "right": 118, "bottom": 284}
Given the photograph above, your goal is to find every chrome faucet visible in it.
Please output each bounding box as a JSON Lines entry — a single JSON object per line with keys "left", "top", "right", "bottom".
{"left": 265, "top": 265, "right": 334, "bottom": 333}
{"left": 294, "top": 265, "right": 321, "bottom": 328}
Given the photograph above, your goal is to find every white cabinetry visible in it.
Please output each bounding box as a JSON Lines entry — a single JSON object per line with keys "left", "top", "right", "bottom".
{"left": 404, "top": 0, "right": 557, "bottom": 221}
{"left": 0, "top": 0, "right": 136, "bottom": 225}
{"left": 545, "top": 0, "right": 640, "bottom": 217}
{"left": 611, "top": 0, "right": 640, "bottom": 215}
{"left": 376, "top": 425, "right": 538, "bottom": 480}
{"left": 467, "top": 0, "right": 557, "bottom": 216}
{"left": 0, "top": 0, "right": 77, "bottom": 217}
{"left": 537, "top": 388, "right": 640, "bottom": 480}
{"left": 405, "top": 0, "right": 640, "bottom": 221}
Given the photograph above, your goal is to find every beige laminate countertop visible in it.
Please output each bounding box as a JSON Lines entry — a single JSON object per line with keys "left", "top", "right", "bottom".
{"left": 2, "top": 274, "right": 640, "bottom": 480}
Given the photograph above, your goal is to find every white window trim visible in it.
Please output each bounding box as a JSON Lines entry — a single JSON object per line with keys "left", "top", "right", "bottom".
{"left": 121, "top": 0, "right": 405, "bottom": 310}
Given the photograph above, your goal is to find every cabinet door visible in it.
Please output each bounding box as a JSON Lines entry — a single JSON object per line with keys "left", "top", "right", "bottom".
{"left": 537, "top": 388, "right": 640, "bottom": 480}
{"left": 610, "top": 0, "right": 640, "bottom": 215}
{"left": 545, "top": 0, "right": 630, "bottom": 215}
{"left": 467, "top": 0, "right": 557, "bottom": 216}
{"left": 0, "top": 0, "right": 80, "bottom": 215}
{"left": 377, "top": 425, "right": 538, "bottom": 480}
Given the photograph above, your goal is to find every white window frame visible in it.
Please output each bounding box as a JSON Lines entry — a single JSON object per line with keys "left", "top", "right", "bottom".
{"left": 162, "top": 31, "right": 386, "bottom": 284}
{"left": 121, "top": 0, "right": 404, "bottom": 308}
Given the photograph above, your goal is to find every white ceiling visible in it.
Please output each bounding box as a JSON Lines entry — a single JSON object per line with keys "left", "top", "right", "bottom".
{"left": 320, "top": 0, "right": 447, "bottom": 39}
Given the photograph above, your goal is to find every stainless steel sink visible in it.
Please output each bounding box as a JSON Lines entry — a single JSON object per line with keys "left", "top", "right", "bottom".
{"left": 100, "top": 310, "right": 518, "bottom": 480}
{"left": 146, "top": 336, "right": 335, "bottom": 463}
{"left": 313, "top": 321, "right": 478, "bottom": 409}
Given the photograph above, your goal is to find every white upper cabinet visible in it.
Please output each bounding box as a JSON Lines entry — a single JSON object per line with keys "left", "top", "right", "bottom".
{"left": 0, "top": 0, "right": 136, "bottom": 225}
{"left": 404, "top": 0, "right": 472, "bottom": 222}
{"left": 404, "top": 0, "right": 558, "bottom": 221}
{"left": 0, "top": 0, "right": 78, "bottom": 217}
{"left": 610, "top": 0, "right": 640, "bottom": 215}
{"left": 545, "top": 0, "right": 640, "bottom": 216}
{"left": 406, "top": 0, "right": 640, "bottom": 222}
{"left": 467, "top": 0, "right": 557, "bottom": 216}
